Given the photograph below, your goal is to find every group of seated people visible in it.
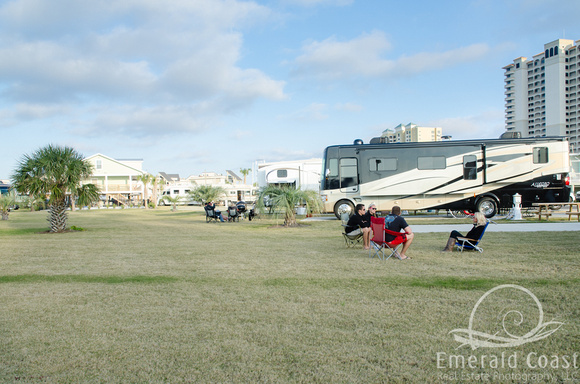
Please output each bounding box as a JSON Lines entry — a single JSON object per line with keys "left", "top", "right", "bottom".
{"left": 344, "top": 203, "right": 487, "bottom": 259}
{"left": 204, "top": 201, "right": 255, "bottom": 222}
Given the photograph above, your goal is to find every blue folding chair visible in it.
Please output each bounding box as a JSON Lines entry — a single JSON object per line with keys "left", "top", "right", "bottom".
{"left": 455, "top": 222, "right": 489, "bottom": 253}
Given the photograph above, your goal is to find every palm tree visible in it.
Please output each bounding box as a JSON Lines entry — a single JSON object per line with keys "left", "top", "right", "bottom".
{"left": 257, "top": 186, "right": 322, "bottom": 227}
{"left": 74, "top": 184, "right": 101, "bottom": 209}
{"left": 11, "top": 144, "right": 99, "bottom": 232}
{"left": 0, "top": 194, "right": 16, "bottom": 220}
{"left": 189, "top": 185, "right": 226, "bottom": 205}
{"left": 162, "top": 195, "right": 182, "bottom": 211}
{"left": 239, "top": 168, "right": 251, "bottom": 184}
{"left": 137, "top": 173, "right": 154, "bottom": 207}
{"left": 150, "top": 175, "right": 163, "bottom": 208}
{"left": 23, "top": 194, "right": 46, "bottom": 212}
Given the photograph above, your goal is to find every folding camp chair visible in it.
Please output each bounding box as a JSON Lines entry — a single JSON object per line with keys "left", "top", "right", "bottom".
{"left": 341, "top": 212, "right": 362, "bottom": 248}
{"left": 455, "top": 221, "right": 489, "bottom": 253}
{"left": 369, "top": 217, "right": 404, "bottom": 260}
{"left": 227, "top": 206, "right": 240, "bottom": 222}
{"left": 204, "top": 206, "right": 219, "bottom": 223}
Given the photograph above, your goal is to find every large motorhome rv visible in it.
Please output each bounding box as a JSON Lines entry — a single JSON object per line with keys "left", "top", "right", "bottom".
{"left": 320, "top": 137, "right": 571, "bottom": 218}
{"left": 257, "top": 159, "right": 322, "bottom": 191}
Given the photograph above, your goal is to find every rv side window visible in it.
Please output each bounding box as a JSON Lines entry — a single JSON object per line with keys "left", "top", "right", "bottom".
{"left": 369, "top": 158, "right": 397, "bottom": 172}
{"left": 533, "top": 147, "right": 548, "bottom": 163}
{"left": 277, "top": 170, "right": 288, "bottom": 178}
{"left": 325, "top": 158, "right": 340, "bottom": 189}
{"left": 463, "top": 155, "right": 477, "bottom": 180}
{"left": 327, "top": 159, "right": 339, "bottom": 177}
{"left": 417, "top": 156, "right": 446, "bottom": 170}
{"left": 340, "top": 158, "right": 358, "bottom": 188}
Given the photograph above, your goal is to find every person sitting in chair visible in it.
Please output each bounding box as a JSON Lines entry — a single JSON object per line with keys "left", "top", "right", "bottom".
{"left": 442, "top": 212, "right": 486, "bottom": 252}
{"left": 363, "top": 202, "right": 379, "bottom": 221}
{"left": 384, "top": 206, "right": 414, "bottom": 260}
{"left": 346, "top": 204, "right": 372, "bottom": 250}
{"left": 205, "top": 201, "right": 224, "bottom": 222}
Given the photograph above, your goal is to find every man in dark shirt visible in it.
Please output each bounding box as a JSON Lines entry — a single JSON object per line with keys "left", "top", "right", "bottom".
{"left": 346, "top": 203, "right": 372, "bottom": 249}
{"left": 384, "top": 206, "right": 414, "bottom": 260}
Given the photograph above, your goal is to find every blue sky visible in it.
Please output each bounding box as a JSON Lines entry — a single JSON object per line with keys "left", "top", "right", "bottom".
{"left": 1, "top": 0, "right": 579, "bottom": 179}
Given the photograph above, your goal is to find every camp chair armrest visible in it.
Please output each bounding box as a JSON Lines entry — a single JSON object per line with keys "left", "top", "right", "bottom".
{"left": 384, "top": 229, "right": 405, "bottom": 237}
{"left": 456, "top": 237, "right": 477, "bottom": 242}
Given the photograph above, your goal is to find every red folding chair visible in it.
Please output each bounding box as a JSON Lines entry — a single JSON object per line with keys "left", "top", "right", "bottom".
{"left": 369, "top": 217, "right": 405, "bottom": 260}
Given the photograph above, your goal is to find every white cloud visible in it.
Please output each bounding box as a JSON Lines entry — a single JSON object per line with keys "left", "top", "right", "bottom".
{"left": 77, "top": 104, "right": 220, "bottom": 138}
{"left": 292, "top": 30, "right": 393, "bottom": 80}
{"left": 291, "top": 31, "right": 491, "bottom": 81}
{"left": 259, "top": 148, "right": 321, "bottom": 163}
{"left": 0, "top": 0, "right": 285, "bottom": 135}
{"left": 427, "top": 110, "right": 505, "bottom": 140}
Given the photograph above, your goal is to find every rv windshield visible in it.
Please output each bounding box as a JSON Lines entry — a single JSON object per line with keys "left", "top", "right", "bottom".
{"left": 323, "top": 148, "right": 359, "bottom": 190}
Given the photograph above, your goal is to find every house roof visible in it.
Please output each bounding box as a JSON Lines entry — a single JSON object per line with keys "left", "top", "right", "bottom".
{"left": 159, "top": 172, "right": 180, "bottom": 182}
{"left": 84, "top": 153, "right": 145, "bottom": 174}
{"left": 226, "top": 170, "right": 242, "bottom": 181}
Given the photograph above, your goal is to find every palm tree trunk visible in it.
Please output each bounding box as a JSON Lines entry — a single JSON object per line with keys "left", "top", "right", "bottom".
{"left": 49, "top": 201, "right": 68, "bottom": 232}
{"left": 285, "top": 213, "right": 297, "bottom": 227}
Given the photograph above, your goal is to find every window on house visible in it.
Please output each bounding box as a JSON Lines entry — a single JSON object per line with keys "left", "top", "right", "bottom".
{"left": 96, "top": 160, "right": 102, "bottom": 170}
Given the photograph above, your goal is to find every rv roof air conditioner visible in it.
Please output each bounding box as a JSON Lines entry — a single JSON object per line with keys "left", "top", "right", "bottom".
{"left": 353, "top": 139, "right": 364, "bottom": 145}
{"left": 369, "top": 137, "right": 388, "bottom": 144}
{"left": 499, "top": 131, "right": 522, "bottom": 139}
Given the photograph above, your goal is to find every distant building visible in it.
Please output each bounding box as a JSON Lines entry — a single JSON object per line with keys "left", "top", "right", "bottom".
{"left": 380, "top": 123, "right": 442, "bottom": 143}
{"left": 503, "top": 38, "right": 580, "bottom": 153}
{"left": 83, "top": 154, "right": 146, "bottom": 206}
{"left": 186, "top": 172, "right": 256, "bottom": 203}
{"left": 0, "top": 181, "right": 9, "bottom": 195}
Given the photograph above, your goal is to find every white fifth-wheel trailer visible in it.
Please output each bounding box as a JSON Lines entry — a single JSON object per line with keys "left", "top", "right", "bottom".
{"left": 320, "top": 137, "right": 571, "bottom": 218}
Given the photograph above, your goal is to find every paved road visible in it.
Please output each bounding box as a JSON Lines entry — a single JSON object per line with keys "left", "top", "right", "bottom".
{"left": 412, "top": 222, "right": 580, "bottom": 233}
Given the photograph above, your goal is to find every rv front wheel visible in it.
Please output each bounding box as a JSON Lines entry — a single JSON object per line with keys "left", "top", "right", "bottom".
{"left": 334, "top": 200, "right": 354, "bottom": 219}
{"left": 476, "top": 197, "right": 497, "bottom": 218}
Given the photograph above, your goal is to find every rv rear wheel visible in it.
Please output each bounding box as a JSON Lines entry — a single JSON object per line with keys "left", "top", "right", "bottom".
{"left": 476, "top": 197, "right": 498, "bottom": 218}
{"left": 334, "top": 200, "right": 354, "bottom": 219}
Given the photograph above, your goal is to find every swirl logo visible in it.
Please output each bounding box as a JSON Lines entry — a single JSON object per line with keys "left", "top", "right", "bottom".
{"left": 449, "top": 284, "right": 564, "bottom": 350}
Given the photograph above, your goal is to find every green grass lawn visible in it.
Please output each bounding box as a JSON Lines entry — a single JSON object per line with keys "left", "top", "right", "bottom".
{"left": 1, "top": 208, "right": 578, "bottom": 383}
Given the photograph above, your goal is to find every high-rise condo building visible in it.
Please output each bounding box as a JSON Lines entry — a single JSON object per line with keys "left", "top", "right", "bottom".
{"left": 381, "top": 123, "right": 442, "bottom": 143}
{"left": 503, "top": 38, "right": 580, "bottom": 153}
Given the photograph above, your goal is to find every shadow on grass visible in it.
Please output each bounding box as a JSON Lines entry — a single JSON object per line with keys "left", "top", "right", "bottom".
{"left": 0, "top": 274, "right": 178, "bottom": 284}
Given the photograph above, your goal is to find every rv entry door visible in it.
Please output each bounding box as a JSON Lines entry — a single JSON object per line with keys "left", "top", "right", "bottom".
{"left": 339, "top": 158, "right": 359, "bottom": 193}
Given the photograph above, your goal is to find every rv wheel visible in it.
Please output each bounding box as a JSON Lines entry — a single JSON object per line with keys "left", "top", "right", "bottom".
{"left": 334, "top": 200, "right": 354, "bottom": 219}
{"left": 476, "top": 197, "right": 498, "bottom": 218}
